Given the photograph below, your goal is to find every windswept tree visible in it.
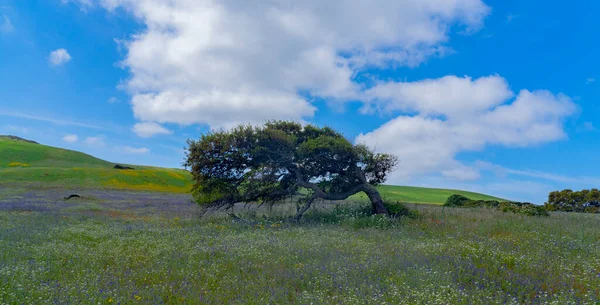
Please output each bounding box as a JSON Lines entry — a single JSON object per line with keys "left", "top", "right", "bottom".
{"left": 184, "top": 121, "right": 398, "bottom": 220}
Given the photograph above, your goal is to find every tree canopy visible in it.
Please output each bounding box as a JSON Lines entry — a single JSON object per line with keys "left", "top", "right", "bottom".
{"left": 545, "top": 189, "right": 600, "bottom": 213}
{"left": 184, "top": 121, "right": 398, "bottom": 220}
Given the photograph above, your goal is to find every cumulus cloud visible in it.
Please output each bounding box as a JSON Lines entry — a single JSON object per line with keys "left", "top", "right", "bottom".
{"left": 91, "top": 0, "right": 490, "bottom": 129}
{"left": 62, "top": 134, "right": 79, "bottom": 143}
{"left": 363, "top": 75, "right": 514, "bottom": 118}
{"left": 356, "top": 75, "right": 577, "bottom": 181}
{"left": 123, "top": 146, "right": 150, "bottom": 154}
{"left": 65, "top": 1, "right": 578, "bottom": 185}
{"left": 132, "top": 122, "right": 172, "bottom": 138}
{"left": 49, "top": 49, "right": 72, "bottom": 66}
{"left": 0, "top": 15, "right": 14, "bottom": 33}
{"left": 84, "top": 135, "right": 105, "bottom": 147}
{"left": 107, "top": 97, "right": 119, "bottom": 103}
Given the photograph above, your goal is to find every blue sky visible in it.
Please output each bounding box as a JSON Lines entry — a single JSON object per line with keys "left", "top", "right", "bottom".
{"left": 1, "top": 0, "right": 598, "bottom": 203}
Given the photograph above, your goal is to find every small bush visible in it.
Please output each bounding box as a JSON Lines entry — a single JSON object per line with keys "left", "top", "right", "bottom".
{"left": 444, "top": 194, "right": 470, "bottom": 207}
{"left": 463, "top": 200, "right": 500, "bottom": 208}
{"left": 446, "top": 196, "right": 549, "bottom": 217}
{"left": 519, "top": 204, "right": 549, "bottom": 217}
{"left": 498, "top": 202, "right": 518, "bottom": 213}
{"left": 383, "top": 201, "right": 420, "bottom": 219}
{"left": 499, "top": 202, "right": 549, "bottom": 217}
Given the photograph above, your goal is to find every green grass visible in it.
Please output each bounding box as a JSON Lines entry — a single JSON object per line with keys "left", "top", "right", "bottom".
{"left": 0, "top": 138, "right": 193, "bottom": 193}
{"left": 0, "top": 137, "right": 506, "bottom": 202}
{"left": 0, "top": 198, "right": 598, "bottom": 304}
{"left": 372, "top": 185, "right": 507, "bottom": 204}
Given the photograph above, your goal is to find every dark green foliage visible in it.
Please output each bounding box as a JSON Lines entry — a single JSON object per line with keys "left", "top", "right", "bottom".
{"left": 519, "top": 204, "right": 550, "bottom": 217}
{"left": 444, "top": 194, "right": 470, "bottom": 207}
{"left": 383, "top": 201, "right": 420, "bottom": 219}
{"left": 300, "top": 202, "right": 416, "bottom": 229}
{"left": 463, "top": 200, "right": 500, "bottom": 208}
{"left": 499, "top": 202, "right": 549, "bottom": 216}
{"left": 445, "top": 195, "right": 548, "bottom": 217}
{"left": 185, "top": 121, "right": 398, "bottom": 219}
{"left": 545, "top": 189, "right": 600, "bottom": 213}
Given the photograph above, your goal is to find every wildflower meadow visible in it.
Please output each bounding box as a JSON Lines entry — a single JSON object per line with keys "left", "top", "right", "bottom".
{"left": 1, "top": 187, "right": 599, "bottom": 304}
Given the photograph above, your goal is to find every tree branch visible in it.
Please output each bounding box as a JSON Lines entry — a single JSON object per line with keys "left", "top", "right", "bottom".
{"left": 288, "top": 166, "right": 368, "bottom": 201}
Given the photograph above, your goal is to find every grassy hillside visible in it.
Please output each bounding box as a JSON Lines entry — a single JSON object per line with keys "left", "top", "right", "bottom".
{"left": 0, "top": 137, "right": 507, "bottom": 202}
{"left": 0, "top": 137, "right": 193, "bottom": 193}
{"left": 353, "top": 185, "right": 507, "bottom": 205}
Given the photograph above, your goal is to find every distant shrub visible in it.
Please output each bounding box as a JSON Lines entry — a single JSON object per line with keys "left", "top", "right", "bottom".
{"left": 445, "top": 195, "right": 548, "bottom": 217}
{"left": 519, "top": 204, "right": 549, "bottom": 217}
{"left": 498, "top": 201, "right": 549, "bottom": 217}
{"left": 383, "top": 201, "right": 420, "bottom": 219}
{"left": 463, "top": 200, "right": 500, "bottom": 208}
{"left": 584, "top": 206, "right": 600, "bottom": 214}
{"left": 498, "top": 202, "right": 518, "bottom": 213}
{"left": 301, "top": 201, "right": 418, "bottom": 229}
{"left": 444, "top": 194, "right": 470, "bottom": 207}
{"left": 545, "top": 189, "right": 600, "bottom": 213}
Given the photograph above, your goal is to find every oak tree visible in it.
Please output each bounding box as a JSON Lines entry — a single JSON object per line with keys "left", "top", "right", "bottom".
{"left": 184, "top": 121, "right": 398, "bottom": 220}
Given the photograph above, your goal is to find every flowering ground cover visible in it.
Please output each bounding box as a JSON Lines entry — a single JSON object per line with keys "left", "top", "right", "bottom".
{"left": 0, "top": 186, "right": 599, "bottom": 304}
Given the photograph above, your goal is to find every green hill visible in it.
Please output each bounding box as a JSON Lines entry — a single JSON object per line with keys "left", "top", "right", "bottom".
{"left": 0, "top": 136, "right": 507, "bottom": 202}
{"left": 351, "top": 185, "right": 507, "bottom": 205}
{"left": 0, "top": 137, "right": 192, "bottom": 193}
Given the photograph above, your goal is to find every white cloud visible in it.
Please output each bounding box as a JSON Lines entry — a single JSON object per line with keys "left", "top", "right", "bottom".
{"left": 132, "top": 122, "right": 172, "bottom": 138}
{"left": 0, "top": 110, "right": 111, "bottom": 131}
{"left": 49, "top": 49, "right": 72, "bottom": 66}
{"left": 586, "top": 77, "right": 595, "bottom": 84}
{"left": 475, "top": 161, "right": 600, "bottom": 186}
{"left": 62, "top": 134, "right": 79, "bottom": 143}
{"left": 123, "top": 146, "right": 150, "bottom": 154}
{"left": 363, "top": 75, "right": 513, "bottom": 119}
{"left": 84, "top": 135, "right": 105, "bottom": 147}
{"left": 107, "top": 97, "right": 119, "bottom": 103}
{"left": 356, "top": 75, "right": 577, "bottom": 182}
{"left": 93, "top": 0, "right": 490, "bottom": 129}
{"left": 0, "top": 15, "right": 14, "bottom": 33}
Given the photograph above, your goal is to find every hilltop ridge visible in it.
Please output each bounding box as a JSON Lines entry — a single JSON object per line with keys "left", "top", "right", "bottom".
{"left": 0, "top": 135, "right": 39, "bottom": 144}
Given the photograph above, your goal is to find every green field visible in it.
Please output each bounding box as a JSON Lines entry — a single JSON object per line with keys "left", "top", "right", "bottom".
{"left": 0, "top": 137, "right": 506, "bottom": 203}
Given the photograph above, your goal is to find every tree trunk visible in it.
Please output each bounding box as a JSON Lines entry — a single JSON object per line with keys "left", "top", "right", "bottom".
{"left": 363, "top": 184, "right": 389, "bottom": 215}
{"left": 292, "top": 195, "right": 316, "bottom": 221}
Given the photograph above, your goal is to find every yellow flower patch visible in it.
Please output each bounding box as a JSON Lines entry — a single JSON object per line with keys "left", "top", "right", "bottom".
{"left": 167, "top": 171, "right": 186, "bottom": 180}
{"left": 7, "top": 162, "right": 30, "bottom": 167}
{"left": 102, "top": 178, "right": 190, "bottom": 193}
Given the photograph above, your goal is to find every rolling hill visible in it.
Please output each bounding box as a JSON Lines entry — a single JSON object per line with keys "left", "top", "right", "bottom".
{"left": 0, "top": 136, "right": 507, "bottom": 203}
{"left": 0, "top": 136, "right": 192, "bottom": 193}
{"left": 350, "top": 185, "right": 506, "bottom": 204}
